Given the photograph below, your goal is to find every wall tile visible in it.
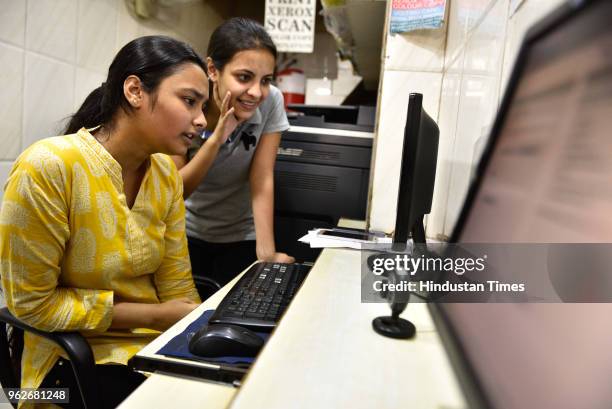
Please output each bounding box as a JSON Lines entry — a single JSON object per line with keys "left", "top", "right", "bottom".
{"left": 444, "top": 0, "right": 469, "bottom": 70}
{"left": 427, "top": 62, "right": 463, "bottom": 239}
{"left": 463, "top": 0, "right": 507, "bottom": 77}
{"left": 500, "top": 0, "right": 565, "bottom": 99}
{"left": 115, "top": 0, "right": 141, "bottom": 51}
{"left": 138, "top": 21, "right": 181, "bottom": 41}
{"left": 74, "top": 67, "right": 106, "bottom": 112}
{"left": 0, "top": 43, "right": 24, "bottom": 160}
{"left": 443, "top": 73, "right": 499, "bottom": 235}
{"left": 0, "top": 0, "right": 232, "bottom": 176}
{"left": 173, "top": 1, "right": 223, "bottom": 57}
{"left": 432, "top": 0, "right": 509, "bottom": 237}
{"left": 369, "top": 70, "right": 442, "bottom": 233}
{"left": 114, "top": 0, "right": 225, "bottom": 73}
{"left": 26, "top": 0, "right": 77, "bottom": 63}
{"left": 464, "top": 0, "right": 497, "bottom": 33}
{"left": 77, "top": 0, "right": 118, "bottom": 73}
{"left": 0, "top": 0, "right": 26, "bottom": 46}
{"left": 0, "top": 161, "right": 15, "bottom": 203}
{"left": 23, "top": 52, "right": 75, "bottom": 148}
{"left": 445, "top": 0, "right": 495, "bottom": 69}
{"left": 385, "top": 28, "right": 446, "bottom": 72}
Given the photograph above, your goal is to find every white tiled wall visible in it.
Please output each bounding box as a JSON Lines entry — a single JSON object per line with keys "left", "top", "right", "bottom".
{"left": 26, "top": 0, "right": 78, "bottom": 63}
{"left": 368, "top": 0, "right": 566, "bottom": 239}
{"left": 368, "top": 0, "right": 446, "bottom": 234}
{"left": 0, "top": 0, "right": 224, "bottom": 202}
{"left": 0, "top": 42, "right": 24, "bottom": 160}
{"left": 0, "top": 0, "right": 26, "bottom": 47}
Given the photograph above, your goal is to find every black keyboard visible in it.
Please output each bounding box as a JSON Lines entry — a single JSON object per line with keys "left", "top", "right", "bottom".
{"left": 209, "top": 262, "right": 311, "bottom": 332}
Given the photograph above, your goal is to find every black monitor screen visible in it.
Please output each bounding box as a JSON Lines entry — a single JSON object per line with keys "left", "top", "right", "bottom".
{"left": 438, "top": 1, "right": 612, "bottom": 408}
{"left": 393, "top": 93, "right": 439, "bottom": 246}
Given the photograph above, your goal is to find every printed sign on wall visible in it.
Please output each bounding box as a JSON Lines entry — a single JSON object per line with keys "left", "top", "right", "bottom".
{"left": 265, "top": 0, "right": 316, "bottom": 53}
{"left": 390, "top": 0, "right": 446, "bottom": 34}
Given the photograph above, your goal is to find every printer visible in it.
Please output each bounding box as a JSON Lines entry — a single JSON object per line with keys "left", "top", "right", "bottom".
{"left": 274, "top": 105, "right": 375, "bottom": 261}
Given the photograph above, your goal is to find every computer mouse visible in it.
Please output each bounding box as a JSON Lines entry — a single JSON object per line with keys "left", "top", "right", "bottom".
{"left": 188, "top": 324, "right": 264, "bottom": 358}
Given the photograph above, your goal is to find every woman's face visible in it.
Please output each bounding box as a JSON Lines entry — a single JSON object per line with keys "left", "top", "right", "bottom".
{"left": 210, "top": 49, "right": 275, "bottom": 122}
{"left": 140, "top": 63, "right": 208, "bottom": 156}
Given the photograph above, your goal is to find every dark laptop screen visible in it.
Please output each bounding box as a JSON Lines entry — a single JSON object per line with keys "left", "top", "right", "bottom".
{"left": 439, "top": 1, "right": 612, "bottom": 408}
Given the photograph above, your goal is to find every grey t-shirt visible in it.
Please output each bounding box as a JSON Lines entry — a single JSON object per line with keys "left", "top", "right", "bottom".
{"left": 185, "top": 85, "right": 289, "bottom": 243}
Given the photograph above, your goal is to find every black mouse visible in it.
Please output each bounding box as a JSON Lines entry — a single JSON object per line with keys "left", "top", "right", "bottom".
{"left": 188, "top": 324, "right": 264, "bottom": 358}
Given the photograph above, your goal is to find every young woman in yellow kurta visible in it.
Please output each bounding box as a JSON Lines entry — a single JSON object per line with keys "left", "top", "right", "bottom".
{"left": 0, "top": 36, "right": 235, "bottom": 409}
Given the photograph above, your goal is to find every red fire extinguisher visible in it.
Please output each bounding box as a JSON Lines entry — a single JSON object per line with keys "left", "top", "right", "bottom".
{"left": 276, "top": 67, "right": 305, "bottom": 110}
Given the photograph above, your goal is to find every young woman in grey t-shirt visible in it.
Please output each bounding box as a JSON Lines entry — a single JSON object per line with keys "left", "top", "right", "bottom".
{"left": 172, "top": 18, "right": 295, "bottom": 291}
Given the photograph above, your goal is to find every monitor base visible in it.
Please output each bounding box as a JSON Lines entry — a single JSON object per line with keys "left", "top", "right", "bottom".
{"left": 372, "top": 316, "right": 416, "bottom": 339}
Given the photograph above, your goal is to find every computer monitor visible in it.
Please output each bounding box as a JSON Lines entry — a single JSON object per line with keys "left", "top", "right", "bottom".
{"left": 431, "top": 1, "right": 612, "bottom": 408}
{"left": 393, "top": 93, "right": 439, "bottom": 247}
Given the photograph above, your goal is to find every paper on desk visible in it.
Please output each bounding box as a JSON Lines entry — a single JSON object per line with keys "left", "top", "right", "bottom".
{"left": 299, "top": 229, "right": 392, "bottom": 250}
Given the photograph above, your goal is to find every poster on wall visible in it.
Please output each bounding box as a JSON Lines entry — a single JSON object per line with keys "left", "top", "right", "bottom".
{"left": 390, "top": 0, "right": 447, "bottom": 34}
{"left": 265, "top": 0, "right": 317, "bottom": 53}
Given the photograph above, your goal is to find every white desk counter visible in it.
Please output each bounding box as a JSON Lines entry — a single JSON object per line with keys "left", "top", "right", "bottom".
{"left": 230, "top": 247, "right": 466, "bottom": 409}
{"left": 120, "top": 220, "right": 466, "bottom": 409}
{"left": 118, "top": 273, "right": 245, "bottom": 409}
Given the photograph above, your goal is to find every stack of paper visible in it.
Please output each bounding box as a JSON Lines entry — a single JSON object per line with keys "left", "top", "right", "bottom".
{"left": 299, "top": 228, "right": 392, "bottom": 250}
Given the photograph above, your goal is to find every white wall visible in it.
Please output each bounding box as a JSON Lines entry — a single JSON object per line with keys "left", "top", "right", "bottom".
{"left": 368, "top": 0, "right": 566, "bottom": 240}
{"left": 0, "top": 0, "right": 225, "bottom": 201}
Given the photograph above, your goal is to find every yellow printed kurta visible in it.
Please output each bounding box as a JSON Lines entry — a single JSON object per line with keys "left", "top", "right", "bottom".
{"left": 0, "top": 128, "right": 200, "bottom": 406}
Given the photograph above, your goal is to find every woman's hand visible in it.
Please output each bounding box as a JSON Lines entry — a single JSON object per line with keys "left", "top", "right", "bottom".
{"left": 174, "top": 88, "right": 238, "bottom": 198}
{"left": 258, "top": 251, "right": 296, "bottom": 264}
{"left": 208, "top": 87, "right": 238, "bottom": 145}
{"left": 152, "top": 298, "right": 199, "bottom": 331}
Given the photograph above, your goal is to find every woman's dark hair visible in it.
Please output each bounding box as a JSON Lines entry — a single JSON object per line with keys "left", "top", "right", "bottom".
{"left": 207, "top": 17, "right": 277, "bottom": 71}
{"left": 64, "top": 36, "right": 205, "bottom": 134}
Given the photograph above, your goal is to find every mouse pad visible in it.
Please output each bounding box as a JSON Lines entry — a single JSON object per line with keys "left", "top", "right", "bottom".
{"left": 157, "top": 309, "right": 270, "bottom": 364}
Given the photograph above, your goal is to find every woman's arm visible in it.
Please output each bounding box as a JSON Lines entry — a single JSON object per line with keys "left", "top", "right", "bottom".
{"left": 249, "top": 132, "right": 295, "bottom": 263}
{"left": 0, "top": 152, "right": 116, "bottom": 333}
{"left": 110, "top": 299, "right": 197, "bottom": 331}
{"left": 154, "top": 157, "right": 201, "bottom": 303}
{"left": 171, "top": 137, "right": 222, "bottom": 198}
{"left": 172, "top": 90, "right": 238, "bottom": 198}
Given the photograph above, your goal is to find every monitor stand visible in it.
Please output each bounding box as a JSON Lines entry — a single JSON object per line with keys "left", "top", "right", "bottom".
{"left": 372, "top": 304, "right": 416, "bottom": 339}
{"left": 368, "top": 217, "right": 427, "bottom": 340}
